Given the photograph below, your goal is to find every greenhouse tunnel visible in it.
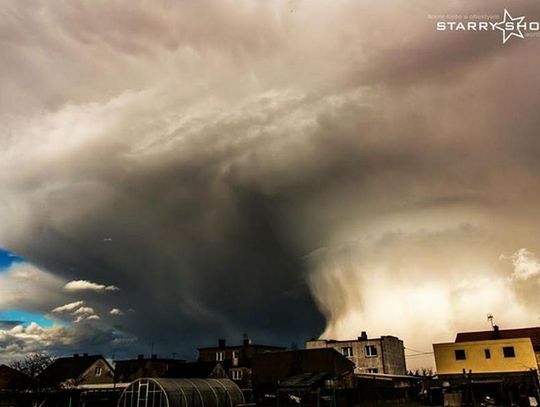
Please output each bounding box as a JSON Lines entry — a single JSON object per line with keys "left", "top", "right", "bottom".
{"left": 117, "top": 378, "right": 245, "bottom": 407}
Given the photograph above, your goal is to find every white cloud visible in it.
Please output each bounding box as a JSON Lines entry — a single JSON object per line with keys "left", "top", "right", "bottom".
{"left": 51, "top": 301, "right": 85, "bottom": 313}
{"left": 73, "top": 306, "right": 96, "bottom": 316}
{"left": 507, "top": 248, "right": 540, "bottom": 281}
{"left": 63, "top": 280, "right": 120, "bottom": 292}
{"left": 0, "top": 323, "right": 68, "bottom": 355}
{"left": 50, "top": 302, "right": 102, "bottom": 324}
{"left": 0, "top": 322, "right": 134, "bottom": 362}
{"left": 72, "top": 306, "right": 99, "bottom": 323}
{"left": 109, "top": 308, "right": 123, "bottom": 316}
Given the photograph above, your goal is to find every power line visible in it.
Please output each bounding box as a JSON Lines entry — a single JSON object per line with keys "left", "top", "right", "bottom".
{"left": 405, "top": 353, "right": 434, "bottom": 358}
{"left": 405, "top": 346, "right": 432, "bottom": 354}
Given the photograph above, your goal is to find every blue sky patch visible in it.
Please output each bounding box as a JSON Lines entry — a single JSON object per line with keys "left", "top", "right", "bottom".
{"left": 0, "top": 310, "right": 58, "bottom": 328}
{"left": 0, "top": 248, "right": 24, "bottom": 271}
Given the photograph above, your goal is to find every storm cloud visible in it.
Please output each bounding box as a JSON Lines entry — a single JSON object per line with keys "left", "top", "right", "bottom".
{"left": 2, "top": 0, "right": 540, "bottom": 367}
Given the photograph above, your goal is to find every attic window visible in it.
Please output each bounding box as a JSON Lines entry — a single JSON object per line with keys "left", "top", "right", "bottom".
{"left": 95, "top": 367, "right": 103, "bottom": 376}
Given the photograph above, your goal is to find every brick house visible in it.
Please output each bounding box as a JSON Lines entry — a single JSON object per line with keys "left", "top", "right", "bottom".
{"left": 198, "top": 335, "right": 285, "bottom": 388}
{"left": 305, "top": 331, "right": 407, "bottom": 375}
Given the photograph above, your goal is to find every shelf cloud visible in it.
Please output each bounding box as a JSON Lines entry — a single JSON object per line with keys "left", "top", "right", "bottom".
{"left": 1, "top": 0, "right": 540, "bottom": 366}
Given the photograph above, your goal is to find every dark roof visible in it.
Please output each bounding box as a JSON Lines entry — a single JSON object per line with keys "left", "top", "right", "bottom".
{"left": 165, "top": 362, "right": 222, "bottom": 378}
{"left": 198, "top": 344, "right": 285, "bottom": 351}
{"left": 0, "top": 364, "right": 25, "bottom": 376}
{"left": 252, "top": 348, "right": 355, "bottom": 380}
{"left": 39, "top": 355, "right": 106, "bottom": 384}
{"left": 279, "top": 372, "right": 334, "bottom": 388}
{"left": 0, "top": 365, "right": 32, "bottom": 389}
{"left": 309, "top": 338, "right": 382, "bottom": 344}
{"left": 455, "top": 327, "right": 540, "bottom": 348}
{"left": 114, "top": 358, "right": 186, "bottom": 363}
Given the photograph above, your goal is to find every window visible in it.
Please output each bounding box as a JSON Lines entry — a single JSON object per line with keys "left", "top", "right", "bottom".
{"left": 365, "top": 345, "right": 378, "bottom": 357}
{"left": 484, "top": 349, "right": 491, "bottom": 359}
{"left": 231, "top": 369, "right": 243, "bottom": 380}
{"left": 366, "top": 368, "right": 378, "bottom": 373}
{"left": 216, "top": 351, "right": 225, "bottom": 361}
{"left": 503, "top": 346, "right": 516, "bottom": 358}
{"left": 95, "top": 366, "right": 103, "bottom": 376}
{"left": 454, "top": 349, "right": 466, "bottom": 360}
{"left": 342, "top": 346, "right": 353, "bottom": 357}
{"left": 232, "top": 350, "right": 240, "bottom": 366}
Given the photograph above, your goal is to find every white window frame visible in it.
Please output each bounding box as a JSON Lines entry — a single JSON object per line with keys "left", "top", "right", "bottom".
{"left": 365, "top": 345, "right": 378, "bottom": 358}
{"left": 231, "top": 369, "right": 243, "bottom": 380}
{"left": 95, "top": 366, "right": 103, "bottom": 376}
{"left": 216, "top": 351, "right": 225, "bottom": 361}
{"left": 341, "top": 346, "right": 353, "bottom": 357}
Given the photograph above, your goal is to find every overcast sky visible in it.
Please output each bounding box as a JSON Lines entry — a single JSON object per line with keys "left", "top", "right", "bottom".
{"left": 1, "top": 0, "right": 540, "bottom": 369}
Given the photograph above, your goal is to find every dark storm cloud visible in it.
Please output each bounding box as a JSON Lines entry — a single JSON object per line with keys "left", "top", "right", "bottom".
{"left": 1, "top": 0, "right": 540, "bottom": 367}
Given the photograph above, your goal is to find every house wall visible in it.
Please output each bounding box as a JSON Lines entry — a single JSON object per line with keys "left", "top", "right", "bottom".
{"left": 78, "top": 359, "right": 114, "bottom": 385}
{"left": 198, "top": 345, "right": 281, "bottom": 367}
{"left": 305, "top": 336, "right": 406, "bottom": 375}
{"left": 433, "top": 338, "right": 538, "bottom": 374}
{"left": 198, "top": 343, "right": 284, "bottom": 389}
{"left": 381, "top": 336, "right": 407, "bottom": 375}
{"left": 114, "top": 359, "right": 185, "bottom": 382}
{"left": 199, "top": 347, "right": 245, "bottom": 364}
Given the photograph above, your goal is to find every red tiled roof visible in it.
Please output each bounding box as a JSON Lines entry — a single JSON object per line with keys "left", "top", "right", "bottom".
{"left": 455, "top": 327, "right": 540, "bottom": 348}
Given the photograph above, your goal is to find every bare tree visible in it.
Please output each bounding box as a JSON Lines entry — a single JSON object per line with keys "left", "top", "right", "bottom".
{"left": 9, "top": 352, "right": 55, "bottom": 379}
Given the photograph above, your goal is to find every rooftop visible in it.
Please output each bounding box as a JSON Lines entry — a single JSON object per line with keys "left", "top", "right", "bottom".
{"left": 307, "top": 335, "right": 399, "bottom": 344}
{"left": 114, "top": 355, "right": 186, "bottom": 363}
{"left": 39, "top": 354, "right": 109, "bottom": 384}
{"left": 455, "top": 326, "right": 540, "bottom": 348}
{"left": 198, "top": 335, "right": 286, "bottom": 351}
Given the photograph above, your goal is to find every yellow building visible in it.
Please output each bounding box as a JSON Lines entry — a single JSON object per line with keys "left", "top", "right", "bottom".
{"left": 433, "top": 337, "right": 538, "bottom": 375}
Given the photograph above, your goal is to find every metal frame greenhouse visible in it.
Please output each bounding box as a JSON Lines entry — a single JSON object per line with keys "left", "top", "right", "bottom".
{"left": 117, "top": 378, "right": 245, "bottom": 407}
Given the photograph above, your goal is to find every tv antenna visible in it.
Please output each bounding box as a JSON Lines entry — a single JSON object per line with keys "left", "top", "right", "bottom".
{"left": 487, "top": 313, "right": 494, "bottom": 327}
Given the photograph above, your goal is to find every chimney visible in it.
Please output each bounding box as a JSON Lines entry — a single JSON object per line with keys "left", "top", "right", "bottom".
{"left": 243, "top": 333, "right": 252, "bottom": 346}
{"left": 493, "top": 325, "right": 501, "bottom": 339}
{"left": 137, "top": 354, "right": 144, "bottom": 360}
{"left": 73, "top": 354, "right": 79, "bottom": 358}
{"left": 218, "top": 338, "right": 226, "bottom": 348}
{"left": 358, "top": 331, "right": 368, "bottom": 341}
{"left": 151, "top": 354, "right": 157, "bottom": 360}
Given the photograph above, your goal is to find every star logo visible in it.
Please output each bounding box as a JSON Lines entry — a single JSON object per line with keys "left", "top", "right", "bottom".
{"left": 495, "top": 9, "right": 526, "bottom": 44}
